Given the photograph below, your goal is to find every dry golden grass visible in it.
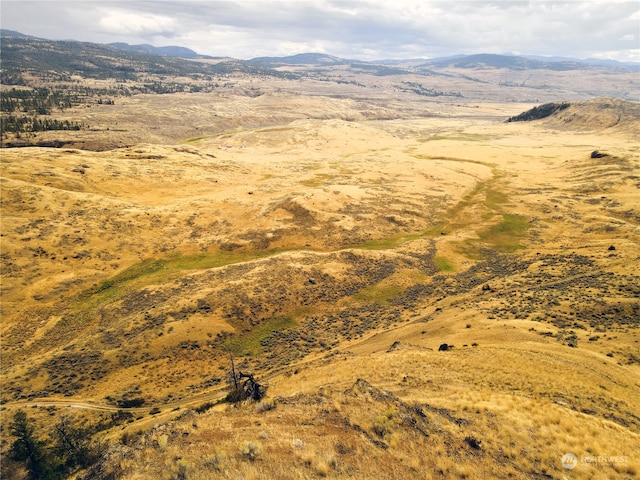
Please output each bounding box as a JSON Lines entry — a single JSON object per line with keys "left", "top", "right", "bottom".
{"left": 1, "top": 88, "right": 639, "bottom": 479}
{"left": 82, "top": 354, "right": 639, "bottom": 480}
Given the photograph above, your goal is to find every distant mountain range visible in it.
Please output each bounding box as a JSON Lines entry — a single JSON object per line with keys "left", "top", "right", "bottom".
{"left": 250, "top": 53, "right": 349, "bottom": 65}
{"left": 415, "top": 53, "right": 640, "bottom": 71}
{"left": 107, "top": 42, "right": 205, "bottom": 59}
{"left": 1, "top": 29, "right": 638, "bottom": 72}
{"left": 0, "top": 30, "right": 213, "bottom": 60}
{"left": 246, "top": 51, "right": 639, "bottom": 71}
{"left": 0, "top": 30, "right": 293, "bottom": 81}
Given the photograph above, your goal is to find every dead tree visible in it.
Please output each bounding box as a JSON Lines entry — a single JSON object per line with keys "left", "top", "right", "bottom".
{"left": 227, "top": 355, "right": 267, "bottom": 404}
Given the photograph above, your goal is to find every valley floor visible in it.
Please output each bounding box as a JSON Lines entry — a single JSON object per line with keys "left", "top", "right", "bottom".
{"left": 1, "top": 98, "right": 639, "bottom": 479}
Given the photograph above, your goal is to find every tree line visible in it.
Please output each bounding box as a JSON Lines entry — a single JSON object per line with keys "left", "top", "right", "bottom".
{"left": 505, "top": 102, "right": 570, "bottom": 122}
{"left": 1, "top": 88, "right": 75, "bottom": 115}
{"left": 1, "top": 116, "right": 83, "bottom": 135}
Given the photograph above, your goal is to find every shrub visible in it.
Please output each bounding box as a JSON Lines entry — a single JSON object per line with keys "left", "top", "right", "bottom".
{"left": 117, "top": 397, "right": 145, "bottom": 408}
{"left": 195, "top": 401, "right": 216, "bottom": 413}
{"left": 255, "top": 398, "right": 277, "bottom": 413}
{"left": 316, "top": 462, "right": 330, "bottom": 476}
{"left": 171, "top": 459, "right": 192, "bottom": 480}
{"left": 464, "top": 435, "right": 482, "bottom": 450}
{"left": 120, "top": 430, "right": 137, "bottom": 445}
{"left": 372, "top": 410, "right": 396, "bottom": 438}
{"left": 239, "top": 441, "right": 263, "bottom": 461}
{"left": 203, "top": 452, "right": 226, "bottom": 472}
{"left": 157, "top": 434, "right": 168, "bottom": 450}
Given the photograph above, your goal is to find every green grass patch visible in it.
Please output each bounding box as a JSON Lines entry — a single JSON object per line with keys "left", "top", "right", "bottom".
{"left": 290, "top": 305, "right": 316, "bottom": 319}
{"left": 354, "top": 283, "right": 404, "bottom": 304}
{"left": 76, "top": 247, "right": 297, "bottom": 309}
{"left": 413, "top": 154, "right": 491, "bottom": 166}
{"left": 256, "top": 127, "right": 293, "bottom": 133}
{"left": 222, "top": 316, "right": 297, "bottom": 356}
{"left": 476, "top": 213, "right": 529, "bottom": 252}
{"left": 299, "top": 173, "right": 338, "bottom": 187}
{"left": 346, "top": 222, "right": 451, "bottom": 252}
{"left": 419, "top": 133, "right": 497, "bottom": 142}
{"left": 484, "top": 188, "right": 510, "bottom": 209}
{"left": 400, "top": 269, "right": 432, "bottom": 284}
{"left": 182, "top": 128, "right": 242, "bottom": 143}
{"left": 161, "top": 249, "right": 286, "bottom": 270}
{"left": 352, "top": 230, "right": 430, "bottom": 250}
{"left": 421, "top": 223, "right": 448, "bottom": 236}
{"left": 434, "top": 256, "right": 455, "bottom": 272}
{"left": 433, "top": 172, "right": 510, "bottom": 231}
{"left": 77, "top": 258, "right": 167, "bottom": 306}
{"left": 443, "top": 180, "right": 489, "bottom": 226}
{"left": 180, "top": 135, "right": 209, "bottom": 144}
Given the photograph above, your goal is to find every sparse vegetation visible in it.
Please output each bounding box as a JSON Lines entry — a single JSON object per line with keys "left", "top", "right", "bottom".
{"left": 1, "top": 33, "right": 639, "bottom": 480}
{"left": 203, "top": 452, "right": 227, "bottom": 472}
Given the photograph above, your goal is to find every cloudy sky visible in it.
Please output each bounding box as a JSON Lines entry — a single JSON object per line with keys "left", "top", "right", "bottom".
{"left": 2, "top": 1, "right": 639, "bottom": 62}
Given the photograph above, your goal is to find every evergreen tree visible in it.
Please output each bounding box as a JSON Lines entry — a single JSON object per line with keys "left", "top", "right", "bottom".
{"left": 8, "top": 410, "right": 63, "bottom": 480}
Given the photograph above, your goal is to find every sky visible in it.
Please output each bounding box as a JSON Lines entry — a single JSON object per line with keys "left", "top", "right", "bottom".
{"left": 1, "top": 1, "right": 639, "bottom": 62}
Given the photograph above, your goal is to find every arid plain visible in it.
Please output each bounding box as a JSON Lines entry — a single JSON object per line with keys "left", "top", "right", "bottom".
{"left": 1, "top": 57, "right": 640, "bottom": 480}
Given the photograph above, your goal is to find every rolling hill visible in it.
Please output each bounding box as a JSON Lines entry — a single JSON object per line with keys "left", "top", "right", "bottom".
{"left": 0, "top": 33, "right": 295, "bottom": 83}
{"left": 1, "top": 31, "right": 639, "bottom": 480}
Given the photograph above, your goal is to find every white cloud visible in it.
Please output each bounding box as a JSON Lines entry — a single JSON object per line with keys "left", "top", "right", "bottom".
{"left": 1, "top": 0, "right": 638, "bottom": 61}
{"left": 96, "top": 8, "right": 178, "bottom": 38}
{"left": 591, "top": 49, "right": 640, "bottom": 63}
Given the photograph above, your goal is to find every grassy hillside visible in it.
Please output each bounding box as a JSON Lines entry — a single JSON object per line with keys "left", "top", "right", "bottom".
{"left": 2, "top": 100, "right": 639, "bottom": 478}
{"left": 1, "top": 36, "right": 639, "bottom": 479}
